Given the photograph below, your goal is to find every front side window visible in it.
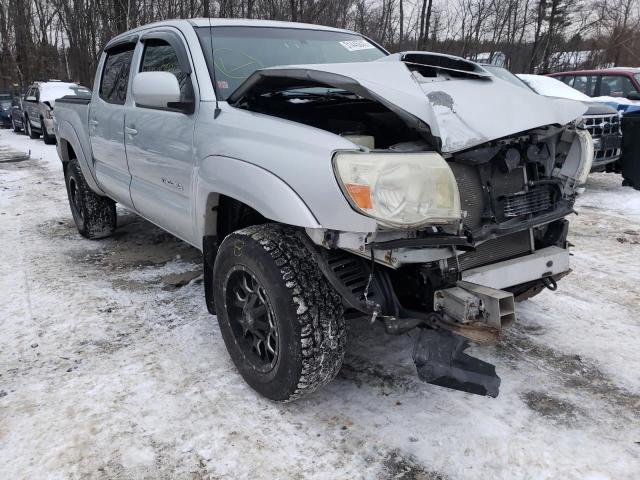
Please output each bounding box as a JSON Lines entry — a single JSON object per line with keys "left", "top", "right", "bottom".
{"left": 600, "top": 75, "right": 636, "bottom": 97}
{"left": 195, "top": 26, "right": 387, "bottom": 100}
{"left": 140, "top": 39, "right": 193, "bottom": 102}
{"left": 100, "top": 45, "right": 135, "bottom": 105}
{"left": 635, "top": 73, "right": 640, "bottom": 87}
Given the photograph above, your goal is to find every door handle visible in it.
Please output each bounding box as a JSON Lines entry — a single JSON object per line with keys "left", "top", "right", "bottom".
{"left": 125, "top": 126, "right": 138, "bottom": 136}
{"left": 89, "top": 119, "right": 98, "bottom": 126}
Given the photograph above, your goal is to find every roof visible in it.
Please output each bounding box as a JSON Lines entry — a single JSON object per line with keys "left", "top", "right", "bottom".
{"left": 104, "top": 18, "right": 361, "bottom": 52}
{"left": 110, "top": 18, "right": 353, "bottom": 40}
{"left": 187, "top": 18, "right": 353, "bottom": 34}
{"left": 548, "top": 69, "right": 639, "bottom": 76}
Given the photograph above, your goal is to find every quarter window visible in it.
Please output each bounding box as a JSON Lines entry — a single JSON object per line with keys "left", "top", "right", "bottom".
{"left": 140, "top": 39, "right": 193, "bottom": 103}
{"left": 99, "top": 45, "right": 135, "bottom": 105}
{"left": 600, "top": 75, "right": 635, "bottom": 97}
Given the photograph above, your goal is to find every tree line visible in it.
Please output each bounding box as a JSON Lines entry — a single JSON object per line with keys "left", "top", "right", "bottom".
{"left": 0, "top": 0, "right": 638, "bottom": 90}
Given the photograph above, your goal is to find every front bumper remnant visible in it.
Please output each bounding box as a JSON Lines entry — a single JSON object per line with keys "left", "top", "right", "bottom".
{"left": 461, "top": 246, "right": 570, "bottom": 290}
{"left": 413, "top": 329, "right": 501, "bottom": 397}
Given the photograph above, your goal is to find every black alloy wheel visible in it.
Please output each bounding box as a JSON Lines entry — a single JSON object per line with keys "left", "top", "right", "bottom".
{"left": 225, "top": 266, "right": 279, "bottom": 372}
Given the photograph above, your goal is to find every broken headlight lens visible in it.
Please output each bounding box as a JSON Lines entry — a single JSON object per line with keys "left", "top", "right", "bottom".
{"left": 333, "top": 151, "right": 461, "bottom": 228}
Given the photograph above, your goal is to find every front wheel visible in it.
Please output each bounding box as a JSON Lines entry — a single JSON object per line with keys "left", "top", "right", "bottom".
{"left": 64, "top": 157, "right": 117, "bottom": 239}
{"left": 212, "top": 224, "right": 346, "bottom": 401}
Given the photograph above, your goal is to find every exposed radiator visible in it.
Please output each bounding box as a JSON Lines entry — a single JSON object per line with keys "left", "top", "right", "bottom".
{"left": 456, "top": 230, "right": 531, "bottom": 271}
{"left": 502, "top": 189, "right": 553, "bottom": 217}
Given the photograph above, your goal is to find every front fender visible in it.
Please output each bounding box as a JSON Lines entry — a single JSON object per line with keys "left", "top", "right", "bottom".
{"left": 194, "top": 155, "right": 321, "bottom": 245}
{"left": 56, "top": 119, "right": 105, "bottom": 195}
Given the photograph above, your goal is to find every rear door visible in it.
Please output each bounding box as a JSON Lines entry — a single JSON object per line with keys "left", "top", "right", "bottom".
{"left": 125, "top": 29, "right": 198, "bottom": 243}
{"left": 89, "top": 41, "right": 136, "bottom": 207}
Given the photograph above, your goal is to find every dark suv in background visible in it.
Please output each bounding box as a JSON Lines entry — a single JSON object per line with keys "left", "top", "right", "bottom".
{"left": 548, "top": 68, "right": 640, "bottom": 101}
{"left": 0, "top": 94, "right": 12, "bottom": 128}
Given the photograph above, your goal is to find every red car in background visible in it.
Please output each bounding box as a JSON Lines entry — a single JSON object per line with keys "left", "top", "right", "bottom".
{"left": 548, "top": 68, "right": 640, "bottom": 101}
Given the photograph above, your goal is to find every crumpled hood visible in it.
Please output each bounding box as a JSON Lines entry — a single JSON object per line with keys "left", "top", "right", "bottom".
{"left": 229, "top": 60, "right": 587, "bottom": 153}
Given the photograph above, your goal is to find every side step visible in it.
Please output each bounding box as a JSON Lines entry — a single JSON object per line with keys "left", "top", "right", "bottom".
{"left": 413, "top": 329, "right": 501, "bottom": 397}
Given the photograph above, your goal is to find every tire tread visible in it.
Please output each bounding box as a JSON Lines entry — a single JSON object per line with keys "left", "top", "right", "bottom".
{"left": 233, "top": 224, "right": 346, "bottom": 401}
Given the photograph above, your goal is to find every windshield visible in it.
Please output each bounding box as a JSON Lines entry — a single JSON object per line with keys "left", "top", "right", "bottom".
{"left": 196, "top": 26, "right": 387, "bottom": 100}
{"left": 482, "top": 65, "right": 532, "bottom": 91}
{"left": 635, "top": 73, "right": 640, "bottom": 87}
{"left": 0, "top": 99, "right": 11, "bottom": 109}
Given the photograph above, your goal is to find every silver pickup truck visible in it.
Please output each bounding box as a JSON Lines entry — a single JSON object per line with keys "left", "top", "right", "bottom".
{"left": 54, "top": 19, "right": 592, "bottom": 401}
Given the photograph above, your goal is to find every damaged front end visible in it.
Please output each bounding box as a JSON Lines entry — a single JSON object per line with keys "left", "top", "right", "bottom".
{"left": 228, "top": 52, "right": 592, "bottom": 397}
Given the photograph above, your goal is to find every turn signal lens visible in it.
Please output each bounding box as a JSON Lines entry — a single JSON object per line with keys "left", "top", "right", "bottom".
{"left": 345, "top": 183, "right": 373, "bottom": 209}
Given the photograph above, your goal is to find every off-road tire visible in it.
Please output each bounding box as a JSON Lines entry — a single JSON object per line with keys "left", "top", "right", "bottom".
{"left": 25, "top": 116, "right": 39, "bottom": 139}
{"left": 41, "top": 117, "right": 56, "bottom": 144}
{"left": 64, "top": 157, "right": 117, "bottom": 239}
{"left": 213, "top": 224, "right": 346, "bottom": 401}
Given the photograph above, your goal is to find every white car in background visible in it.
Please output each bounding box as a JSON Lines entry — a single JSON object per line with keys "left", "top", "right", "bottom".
{"left": 516, "top": 74, "right": 623, "bottom": 172}
{"left": 22, "top": 81, "right": 91, "bottom": 144}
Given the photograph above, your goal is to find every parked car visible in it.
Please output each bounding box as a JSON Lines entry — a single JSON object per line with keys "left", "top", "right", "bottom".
{"left": 0, "top": 94, "right": 12, "bottom": 128}
{"left": 482, "top": 65, "right": 622, "bottom": 172}
{"left": 22, "top": 81, "right": 91, "bottom": 143}
{"left": 9, "top": 95, "right": 25, "bottom": 132}
{"left": 54, "top": 20, "right": 592, "bottom": 401}
{"left": 518, "top": 73, "right": 623, "bottom": 172}
{"left": 548, "top": 68, "right": 640, "bottom": 101}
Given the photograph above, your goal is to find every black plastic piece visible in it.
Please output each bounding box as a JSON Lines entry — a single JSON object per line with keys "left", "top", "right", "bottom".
{"left": 413, "top": 329, "right": 501, "bottom": 397}
{"left": 55, "top": 95, "right": 91, "bottom": 105}
{"left": 104, "top": 34, "right": 139, "bottom": 52}
{"left": 203, "top": 235, "right": 219, "bottom": 315}
{"left": 369, "top": 235, "right": 474, "bottom": 250}
{"left": 620, "top": 110, "right": 640, "bottom": 190}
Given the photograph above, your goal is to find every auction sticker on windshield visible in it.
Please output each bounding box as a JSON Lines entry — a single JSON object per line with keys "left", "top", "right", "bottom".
{"left": 339, "top": 39, "right": 375, "bottom": 51}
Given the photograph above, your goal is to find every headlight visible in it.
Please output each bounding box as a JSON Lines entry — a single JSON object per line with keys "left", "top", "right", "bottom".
{"left": 333, "top": 151, "right": 461, "bottom": 228}
{"left": 574, "top": 129, "right": 594, "bottom": 185}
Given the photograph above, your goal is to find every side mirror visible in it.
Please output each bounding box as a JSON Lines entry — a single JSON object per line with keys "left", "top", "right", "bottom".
{"left": 627, "top": 91, "right": 640, "bottom": 101}
{"left": 132, "top": 71, "right": 188, "bottom": 111}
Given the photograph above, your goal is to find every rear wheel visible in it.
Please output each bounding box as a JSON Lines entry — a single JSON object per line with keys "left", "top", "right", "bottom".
{"left": 64, "top": 157, "right": 117, "bottom": 239}
{"left": 25, "top": 116, "right": 39, "bottom": 139}
{"left": 213, "top": 224, "right": 346, "bottom": 401}
{"left": 41, "top": 117, "right": 56, "bottom": 144}
{"left": 11, "top": 117, "right": 20, "bottom": 133}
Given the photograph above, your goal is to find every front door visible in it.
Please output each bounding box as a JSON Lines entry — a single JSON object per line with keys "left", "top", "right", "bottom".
{"left": 89, "top": 43, "right": 136, "bottom": 207}
{"left": 23, "top": 87, "right": 39, "bottom": 129}
{"left": 125, "top": 30, "right": 198, "bottom": 244}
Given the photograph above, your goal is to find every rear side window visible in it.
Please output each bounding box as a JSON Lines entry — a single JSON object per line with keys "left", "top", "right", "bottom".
{"left": 100, "top": 45, "right": 135, "bottom": 105}
{"left": 558, "top": 76, "right": 571, "bottom": 85}
{"left": 571, "top": 75, "right": 598, "bottom": 96}
{"left": 140, "top": 39, "right": 193, "bottom": 102}
{"left": 600, "top": 75, "right": 636, "bottom": 97}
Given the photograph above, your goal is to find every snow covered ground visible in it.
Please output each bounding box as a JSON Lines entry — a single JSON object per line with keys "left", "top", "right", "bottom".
{"left": 1, "top": 128, "right": 639, "bottom": 479}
